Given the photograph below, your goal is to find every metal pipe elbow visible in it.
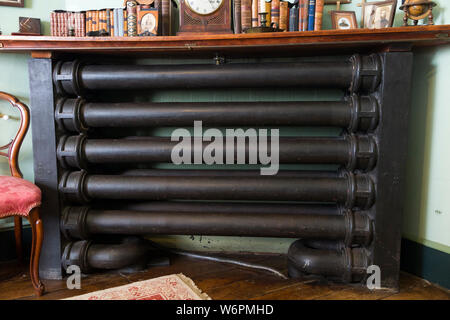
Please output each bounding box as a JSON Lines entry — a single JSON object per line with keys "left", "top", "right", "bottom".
{"left": 287, "top": 239, "right": 369, "bottom": 283}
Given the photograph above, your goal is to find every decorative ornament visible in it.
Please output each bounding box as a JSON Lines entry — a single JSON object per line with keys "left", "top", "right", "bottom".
{"left": 399, "top": 0, "right": 437, "bottom": 26}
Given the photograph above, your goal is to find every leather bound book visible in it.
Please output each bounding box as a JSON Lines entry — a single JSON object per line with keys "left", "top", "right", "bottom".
{"left": 79, "top": 12, "right": 83, "bottom": 36}
{"left": 106, "top": 9, "right": 111, "bottom": 34}
{"left": 265, "top": 1, "right": 271, "bottom": 25}
{"left": 64, "top": 12, "right": 69, "bottom": 36}
{"left": 85, "top": 11, "right": 90, "bottom": 34}
{"left": 271, "top": 0, "right": 280, "bottom": 28}
{"left": 96, "top": 10, "right": 100, "bottom": 33}
{"left": 162, "top": 0, "right": 170, "bottom": 36}
{"left": 127, "top": 1, "right": 138, "bottom": 36}
{"left": 100, "top": 10, "right": 107, "bottom": 32}
{"left": 314, "top": 0, "right": 324, "bottom": 30}
{"left": 104, "top": 9, "right": 109, "bottom": 33}
{"left": 59, "top": 12, "right": 63, "bottom": 36}
{"left": 289, "top": 5, "right": 299, "bottom": 31}
{"left": 92, "top": 10, "right": 98, "bottom": 32}
{"left": 62, "top": 12, "right": 66, "bottom": 36}
{"left": 234, "top": 0, "right": 242, "bottom": 34}
{"left": 279, "top": 1, "right": 288, "bottom": 31}
{"left": 123, "top": 10, "right": 127, "bottom": 37}
{"left": 111, "top": 8, "right": 117, "bottom": 37}
{"left": 72, "top": 12, "right": 77, "bottom": 35}
{"left": 91, "top": 11, "right": 96, "bottom": 33}
{"left": 251, "top": 0, "right": 258, "bottom": 27}
{"left": 74, "top": 12, "right": 78, "bottom": 37}
{"left": 81, "top": 12, "right": 86, "bottom": 37}
{"left": 67, "top": 12, "right": 72, "bottom": 36}
{"left": 114, "top": 8, "right": 118, "bottom": 37}
{"left": 87, "top": 11, "right": 93, "bottom": 34}
{"left": 241, "top": 0, "right": 252, "bottom": 31}
{"left": 113, "top": 8, "right": 118, "bottom": 37}
{"left": 55, "top": 12, "right": 59, "bottom": 36}
{"left": 96, "top": 10, "right": 100, "bottom": 32}
{"left": 136, "top": 5, "right": 141, "bottom": 34}
{"left": 58, "top": 12, "right": 62, "bottom": 36}
{"left": 99, "top": 10, "right": 104, "bottom": 33}
{"left": 307, "top": 0, "right": 315, "bottom": 31}
{"left": 74, "top": 12, "right": 79, "bottom": 36}
{"left": 95, "top": 10, "right": 99, "bottom": 33}
{"left": 117, "top": 8, "right": 124, "bottom": 37}
{"left": 60, "top": 12, "right": 64, "bottom": 36}
{"left": 77, "top": 12, "right": 82, "bottom": 37}
{"left": 63, "top": 12, "right": 68, "bottom": 36}
{"left": 72, "top": 12, "right": 78, "bottom": 36}
{"left": 57, "top": 11, "right": 61, "bottom": 36}
{"left": 57, "top": 11, "right": 63, "bottom": 36}
{"left": 104, "top": 9, "right": 108, "bottom": 32}
{"left": 298, "top": 0, "right": 308, "bottom": 31}
{"left": 51, "top": 12, "right": 56, "bottom": 36}
{"left": 73, "top": 12, "right": 80, "bottom": 37}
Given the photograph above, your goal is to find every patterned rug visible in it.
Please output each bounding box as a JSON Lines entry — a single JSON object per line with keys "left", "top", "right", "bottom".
{"left": 64, "top": 273, "right": 211, "bottom": 300}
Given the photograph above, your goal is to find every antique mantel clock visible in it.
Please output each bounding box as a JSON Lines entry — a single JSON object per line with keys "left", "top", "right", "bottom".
{"left": 178, "top": 0, "right": 233, "bottom": 35}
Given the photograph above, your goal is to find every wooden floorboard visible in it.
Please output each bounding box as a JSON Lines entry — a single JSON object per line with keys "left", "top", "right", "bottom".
{"left": 383, "top": 272, "right": 450, "bottom": 300}
{"left": 0, "top": 254, "right": 448, "bottom": 300}
{"left": 251, "top": 281, "right": 348, "bottom": 300}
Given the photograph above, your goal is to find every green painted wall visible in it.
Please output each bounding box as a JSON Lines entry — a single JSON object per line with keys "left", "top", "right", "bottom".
{"left": 0, "top": 0, "right": 63, "bottom": 228}
{"left": 0, "top": 1, "right": 449, "bottom": 255}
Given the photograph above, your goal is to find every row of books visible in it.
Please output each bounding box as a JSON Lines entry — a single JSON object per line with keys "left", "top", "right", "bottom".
{"left": 50, "top": 0, "right": 324, "bottom": 37}
{"left": 237, "top": 0, "right": 324, "bottom": 33}
{"left": 50, "top": 2, "right": 171, "bottom": 37}
{"left": 50, "top": 9, "right": 127, "bottom": 37}
{"left": 50, "top": 11, "right": 86, "bottom": 37}
{"left": 86, "top": 8, "right": 128, "bottom": 37}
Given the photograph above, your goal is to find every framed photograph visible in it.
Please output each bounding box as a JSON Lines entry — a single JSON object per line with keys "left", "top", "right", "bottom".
{"left": 331, "top": 11, "right": 358, "bottom": 30}
{"left": 137, "top": 7, "right": 159, "bottom": 36}
{"left": 0, "top": 0, "right": 24, "bottom": 7}
{"left": 363, "top": 0, "right": 397, "bottom": 29}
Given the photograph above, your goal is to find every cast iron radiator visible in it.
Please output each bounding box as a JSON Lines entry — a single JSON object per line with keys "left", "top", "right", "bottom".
{"left": 28, "top": 52, "right": 413, "bottom": 289}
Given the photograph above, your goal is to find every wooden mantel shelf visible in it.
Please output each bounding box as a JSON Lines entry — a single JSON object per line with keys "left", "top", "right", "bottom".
{"left": 0, "top": 25, "right": 449, "bottom": 57}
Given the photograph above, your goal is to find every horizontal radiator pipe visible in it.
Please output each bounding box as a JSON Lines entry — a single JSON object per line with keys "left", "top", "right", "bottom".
{"left": 54, "top": 95, "right": 379, "bottom": 133}
{"left": 57, "top": 134, "right": 377, "bottom": 171}
{"left": 287, "top": 240, "right": 369, "bottom": 283}
{"left": 62, "top": 237, "right": 153, "bottom": 273}
{"left": 117, "top": 169, "right": 340, "bottom": 178}
{"left": 53, "top": 54, "right": 381, "bottom": 96}
{"left": 60, "top": 206, "right": 373, "bottom": 245}
{"left": 101, "top": 201, "right": 342, "bottom": 215}
{"left": 59, "top": 170, "right": 375, "bottom": 208}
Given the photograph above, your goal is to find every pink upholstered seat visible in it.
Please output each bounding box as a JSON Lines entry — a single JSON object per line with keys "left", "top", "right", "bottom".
{"left": 0, "top": 92, "right": 45, "bottom": 296}
{"left": 0, "top": 175, "right": 41, "bottom": 218}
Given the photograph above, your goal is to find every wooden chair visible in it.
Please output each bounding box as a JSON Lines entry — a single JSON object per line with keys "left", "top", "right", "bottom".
{"left": 0, "top": 92, "right": 44, "bottom": 296}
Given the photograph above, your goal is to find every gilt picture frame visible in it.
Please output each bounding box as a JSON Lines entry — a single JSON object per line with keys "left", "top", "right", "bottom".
{"left": 363, "top": 0, "right": 397, "bottom": 29}
{"left": 331, "top": 11, "right": 358, "bottom": 30}
{"left": 0, "top": 0, "right": 24, "bottom": 7}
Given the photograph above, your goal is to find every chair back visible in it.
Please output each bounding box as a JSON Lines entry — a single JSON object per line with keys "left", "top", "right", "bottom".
{"left": 0, "top": 92, "right": 30, "bottom": 178}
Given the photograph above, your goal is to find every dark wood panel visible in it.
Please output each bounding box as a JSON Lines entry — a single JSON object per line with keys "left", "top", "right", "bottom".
{"left": 28, "top": 59, "right": 63, "bottom": 280}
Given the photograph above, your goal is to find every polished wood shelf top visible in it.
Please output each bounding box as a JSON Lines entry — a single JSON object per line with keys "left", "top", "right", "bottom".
{"left": 0, "top": 25, "right": 449, "bottom": 57}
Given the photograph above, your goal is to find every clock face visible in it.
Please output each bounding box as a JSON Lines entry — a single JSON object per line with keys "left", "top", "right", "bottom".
{"left": 186, "top": 0, "right": 224, "bottom": 16}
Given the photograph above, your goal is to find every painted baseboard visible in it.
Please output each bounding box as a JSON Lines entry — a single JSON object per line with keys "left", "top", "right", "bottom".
{"left": 400, "top": 238, "right": 450, "bottom": 289}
